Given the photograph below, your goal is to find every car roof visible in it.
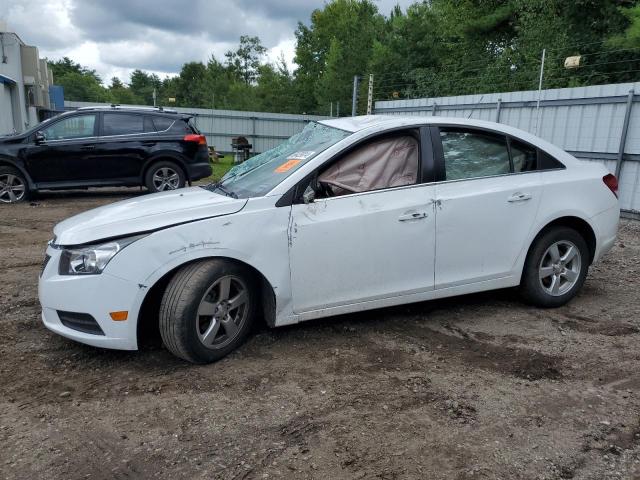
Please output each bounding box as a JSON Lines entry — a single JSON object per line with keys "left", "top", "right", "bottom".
{"left": 319, "top": 115, "right": 517, "bottom": 133}
{"left": 74, "top": 105, "right": 185, "bottom": 117}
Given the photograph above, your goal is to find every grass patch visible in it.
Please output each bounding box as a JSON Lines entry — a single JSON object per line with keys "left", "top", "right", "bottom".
{"left": 201, "top": 154, "right": 235, "bottom": 184}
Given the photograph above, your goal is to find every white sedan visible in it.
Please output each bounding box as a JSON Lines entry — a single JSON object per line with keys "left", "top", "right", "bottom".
{"left": 38, "top": 116, "right": 620, "bottom": 363}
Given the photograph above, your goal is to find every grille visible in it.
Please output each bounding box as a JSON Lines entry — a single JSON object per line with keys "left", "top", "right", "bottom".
{"left": 41, "top": 254, "right": 51, "bottom": 277}
{"left": 57, "top": 311, "right": 105, "bottom": 336}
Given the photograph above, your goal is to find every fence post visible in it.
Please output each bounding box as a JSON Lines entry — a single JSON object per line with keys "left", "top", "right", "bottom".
{"left": 432, "top": 102, "right": 437, "bottom": 116}
{"left": 351, "top": 75, "right": 360, "bottom": 117}
{"left": 615, "top": 89, "right": 635, "bottom": 180}
{"left": 534, "top": 48, "right": 546, "bottom": 135}
{"left": 495, "top": 98, "right": 502, "bottom": 123}
{"left": 366, "top": 74, "right": 374, "bottom": 115}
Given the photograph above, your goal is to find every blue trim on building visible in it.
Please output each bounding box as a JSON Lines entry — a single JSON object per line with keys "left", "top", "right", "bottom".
{"left": 0, "top": 74, "right": 17, "bottom": 85}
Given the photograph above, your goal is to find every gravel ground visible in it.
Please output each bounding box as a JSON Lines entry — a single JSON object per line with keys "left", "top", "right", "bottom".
{"left": 1, "top": 189, "right": 639, "bottom": 480}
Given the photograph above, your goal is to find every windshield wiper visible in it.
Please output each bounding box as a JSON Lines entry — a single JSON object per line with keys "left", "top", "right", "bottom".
{"left": 211, "top": 182, "right": 238, "bottom": 199}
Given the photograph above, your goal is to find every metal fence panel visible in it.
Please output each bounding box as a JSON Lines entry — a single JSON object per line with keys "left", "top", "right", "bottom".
{"left": 375, "top": 82, "right": 640, "bottom": 214}
{"left": 64, "top": 101, "right": 328, "bottom": 154}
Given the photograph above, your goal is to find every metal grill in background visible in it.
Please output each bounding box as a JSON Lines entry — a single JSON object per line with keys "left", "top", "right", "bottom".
{"left": 64, "top": 101, "right": 328, "bottom": 154}
{"left": 374, "top": 82, "right": 640, "bottom": 218}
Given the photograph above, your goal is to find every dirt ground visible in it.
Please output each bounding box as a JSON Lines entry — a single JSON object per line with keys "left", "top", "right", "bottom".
{"left": 1, "top": 189, "right": 640, "bottom": 480}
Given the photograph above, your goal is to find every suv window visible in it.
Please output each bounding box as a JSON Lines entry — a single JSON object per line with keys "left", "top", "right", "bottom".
{"left": 152, "top": 116, "right": 175, "bottom": 131}
{"left": 42, "top": 114, "right": 96, "bottom": 140}
{"left": 317, "top": 132, "right": 419, "bottom": 197}
{"left": 103, "top": 113, "right": 144, "bottom": 136}
{"left": 440, "top": 128, "right": 510, "bottom": 181}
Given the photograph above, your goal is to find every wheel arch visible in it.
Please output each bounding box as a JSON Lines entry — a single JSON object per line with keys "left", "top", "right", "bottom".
{"left": 141, "top": 154, "right": 189, "bottom": 184}
{"left": 0, "top": 158, "right": 36, "bottom": 189}
{"left": 524, "top": 215, "right": 597, "bottom": 271}
{"left": 137, "top": 256, "right": 276, "bottom": 346}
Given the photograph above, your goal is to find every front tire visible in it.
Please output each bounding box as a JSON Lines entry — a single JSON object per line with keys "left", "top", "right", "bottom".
{"left": 145, "top": 161, "right": 186, "bottom": 193}
{"left": 520, "top": 227, "right": 589, "bottom": 307}
{"left": 159, "top": 259, "right": 257, "bottom": 363}
{"left": 0, "top": 166, "right": 28, "bottom": 204}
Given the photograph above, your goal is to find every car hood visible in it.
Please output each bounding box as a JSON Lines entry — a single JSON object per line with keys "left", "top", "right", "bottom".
{"left": 53, "top": 187, "right": 247, "bottom": 245}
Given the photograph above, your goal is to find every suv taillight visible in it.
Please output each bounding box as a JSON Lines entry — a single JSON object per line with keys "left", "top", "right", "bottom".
{"left": 184, "top": 134, "right": 207, "bottom": 146}
{"left": 603, "top": 173, "right": 618, "bottom": 198}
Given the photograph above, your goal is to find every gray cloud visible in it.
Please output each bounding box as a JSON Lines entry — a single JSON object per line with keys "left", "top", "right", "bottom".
{"left": 2, "top": 0, "right": 415, "bottom": 80}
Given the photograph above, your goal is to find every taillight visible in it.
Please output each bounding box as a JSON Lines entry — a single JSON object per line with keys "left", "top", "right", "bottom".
{"left": 183, "top": 134, "right": 207, "bottom": 146}
{"left": 603, "top": 173, "right": 618, "bottom": 198}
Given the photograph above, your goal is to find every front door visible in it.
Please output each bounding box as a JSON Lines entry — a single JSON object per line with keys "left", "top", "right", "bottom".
{"left": 288, "top": 130, "right": 436, "bottom": 314}
{"left": 24, "top": 113, "right": 98, "bottom": 184}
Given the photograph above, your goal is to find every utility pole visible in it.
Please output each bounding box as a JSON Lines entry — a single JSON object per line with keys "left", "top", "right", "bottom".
{"left": 366, "top": 74, "right": 374, "bottom": 115}
{"left": 336, "top": 101, "right": 340, "bottom": 117}
{"left": 351, "top": 75, "right": 360, "bottom": 117}
{"left": 330, "top": 102, "right": 333, "bottom": 117}
{"left": 152, "top": 88, "right": 157, "bottom": 107}
{"left": 534, "top": 48, "right": 546, "bottom": 135}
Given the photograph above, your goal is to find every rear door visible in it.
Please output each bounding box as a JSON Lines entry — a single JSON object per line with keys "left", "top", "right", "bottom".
{"left": 93, "top": 112, "right": 155, "bottom": 181}
{"left": 432, "top": 126, "right": 542, "bottom": 288}
{"left": 23, "top": 113, "right": 99, "bottom": 184}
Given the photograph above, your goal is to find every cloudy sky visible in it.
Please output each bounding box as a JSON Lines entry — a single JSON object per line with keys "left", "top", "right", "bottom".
{"left": 1, "top": 0, "right": 414, "bottom": 85}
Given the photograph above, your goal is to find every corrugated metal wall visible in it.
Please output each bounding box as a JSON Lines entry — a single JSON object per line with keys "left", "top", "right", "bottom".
{"left": 64, "top": 101, "right": 328, "bottom": 153}
{"left": 375, "top": 82, "right": 640, "bottom": 215}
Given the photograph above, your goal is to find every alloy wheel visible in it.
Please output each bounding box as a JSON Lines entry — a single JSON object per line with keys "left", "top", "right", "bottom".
{"left": 152, "top": 167, "right": 180, "bottom": 191}
{"left": 196, "top": 275, "right": 249, "bottom": 349}
{"left": 538, "top": 240, "right": 581, "bottom": 296}
{"left": 0, "top": 174, "right": 26, "bottom": 203}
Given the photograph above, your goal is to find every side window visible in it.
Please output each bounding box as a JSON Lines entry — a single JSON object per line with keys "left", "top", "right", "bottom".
{"left": 317, "top": 133, "right": 419, "bottom": 197}
{"left": 152, "top": 116, "right": 175, "bottom": 131}
{"left": 103, "top": 114, "right": 144, "bottom": 136}
{"left": 143, "top": 116, "right": 156, "bottom": 132}
{"left": 41, "top": 114, "right": 96, "bottom": 140}
{"left": 440, "top": 129, "right": 510, "bottom": 181}
{"left": 510, "top": 139, "right": 537, "bottom": 172}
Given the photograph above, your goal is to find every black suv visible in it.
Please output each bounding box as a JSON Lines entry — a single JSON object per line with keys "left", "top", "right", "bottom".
{"left": 0, "top": 106, "right": 212, "bottom": 203}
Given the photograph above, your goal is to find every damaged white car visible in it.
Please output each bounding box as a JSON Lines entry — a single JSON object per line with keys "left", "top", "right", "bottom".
{"left": 39, "top": 116, "right": 619, "bottom": 363}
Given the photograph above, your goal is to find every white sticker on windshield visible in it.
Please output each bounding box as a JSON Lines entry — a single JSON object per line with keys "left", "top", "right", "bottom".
{"left": 287, "top": 151, "right": 315, "bottom": 160}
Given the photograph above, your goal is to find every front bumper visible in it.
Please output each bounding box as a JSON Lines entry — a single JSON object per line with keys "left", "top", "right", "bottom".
{"left": 38, "top": 248, "right": 141, "bottom": 350}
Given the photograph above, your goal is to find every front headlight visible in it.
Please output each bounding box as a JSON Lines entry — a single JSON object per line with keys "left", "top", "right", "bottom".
{"left": 58, "top": 235, "right": 146, "bottom": 275}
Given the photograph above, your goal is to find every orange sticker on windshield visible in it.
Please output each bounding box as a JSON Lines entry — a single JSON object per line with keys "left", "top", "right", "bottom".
{"left": 275, "top": 159, "right": 301, "bottom": 173}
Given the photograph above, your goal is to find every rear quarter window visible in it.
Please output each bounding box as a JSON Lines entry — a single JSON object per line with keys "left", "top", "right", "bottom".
{"left": 152, "top": 116, "right": 176, "bottom": 132}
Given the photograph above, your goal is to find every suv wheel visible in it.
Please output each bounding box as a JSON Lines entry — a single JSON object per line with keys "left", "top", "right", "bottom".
{"left": 520, "top": 226, "right": 589, "bottom": 307}
{"left": 0, "top": 167, "right": 28, "bottom": 204}
{"left": 145, "top": 161, "right": 185, "bottom": 193}
{"left": 159, "top": 259, "right": 257, "bottom": 363}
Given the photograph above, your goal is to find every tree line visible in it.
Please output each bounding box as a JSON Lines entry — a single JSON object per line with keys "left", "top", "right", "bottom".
{"left": 49, "top": 0, "right": 640, "bottom": 116}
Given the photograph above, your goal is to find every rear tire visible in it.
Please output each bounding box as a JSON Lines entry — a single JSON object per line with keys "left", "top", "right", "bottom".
{"left": 0, "top": 166, "right": 28, "bottom": 204}
{"left": 159, "top": 259, "right": 257, "bottom": 364}
{"left": 145, "top": 161, "right": 186, "bottom": 193}
{"left": 520, "top": 226, "right": 589, "bottom": 307}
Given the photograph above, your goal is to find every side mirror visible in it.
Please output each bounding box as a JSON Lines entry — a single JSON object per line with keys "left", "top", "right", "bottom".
{"left": 34, "top": 131, "right": 45, "bottom": 145}
{"left": 302, "top": 184, "right": 316, "bottom": 204}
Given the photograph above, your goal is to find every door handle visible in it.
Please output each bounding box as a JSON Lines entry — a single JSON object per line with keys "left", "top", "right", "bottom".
{"left": 398, "top": 212, "right": 428, "bottom": 222}
{"left": 80, "top": 145, "right": 95, "bottom": 150}
{"left": 507, "top": 192, "right": 532, "bottom": 202}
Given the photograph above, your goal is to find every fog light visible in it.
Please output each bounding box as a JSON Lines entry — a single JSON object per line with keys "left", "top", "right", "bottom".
{"left": 109, "top": 311, "right": 128, "bottom": 321}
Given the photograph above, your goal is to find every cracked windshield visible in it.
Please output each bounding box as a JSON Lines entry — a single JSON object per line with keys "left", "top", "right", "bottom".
{"left": 203, "top": 122, "right": 350, "bottom": 198}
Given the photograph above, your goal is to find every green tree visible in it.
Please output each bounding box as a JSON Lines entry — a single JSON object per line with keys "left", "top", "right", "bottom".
{"left": 225, "top": 36, "right": 267, "bottom": 85}
{"left": 293, "top": 0, "right": 384, "bottom": 113}
{"left": 108, "top": 77, "right": 138, "bottom": 105}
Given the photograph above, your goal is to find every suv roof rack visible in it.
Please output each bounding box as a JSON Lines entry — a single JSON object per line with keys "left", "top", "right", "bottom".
{"left": 76, "top": 105, "right": 178, "bottom": 114}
